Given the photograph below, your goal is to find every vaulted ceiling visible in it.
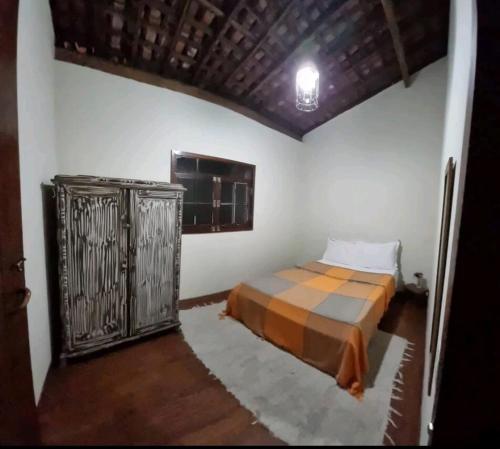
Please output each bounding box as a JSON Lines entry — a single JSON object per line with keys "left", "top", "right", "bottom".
{"left": 50, "top": 0, "right": 449, "bottom": 140}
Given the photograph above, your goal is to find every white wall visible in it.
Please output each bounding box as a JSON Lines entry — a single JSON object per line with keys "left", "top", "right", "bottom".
{"left": 17, "top": 0, "right": 58, "bottom": 402}
{"left": 420, "top": 1, "right": 477, "bottom": 444}
{"left": 54, "top": 61, "right": 303, "bottom": 299}
{"left": 298, "top": 59, "right": 448, "bottom": 286}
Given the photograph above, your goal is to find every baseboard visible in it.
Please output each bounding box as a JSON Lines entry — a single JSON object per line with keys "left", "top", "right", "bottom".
{"left": 179, "top": 290, "right": 231, "bottom": 310}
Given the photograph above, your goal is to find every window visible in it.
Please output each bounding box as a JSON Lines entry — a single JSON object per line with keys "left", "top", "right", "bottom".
{"left": 171, "top": 151, "right": 255, "bottom": 234}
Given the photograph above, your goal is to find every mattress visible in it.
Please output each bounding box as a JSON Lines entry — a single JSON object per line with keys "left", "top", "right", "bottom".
{"left": 225, "top": 261, "right": 396, "bottom": 398}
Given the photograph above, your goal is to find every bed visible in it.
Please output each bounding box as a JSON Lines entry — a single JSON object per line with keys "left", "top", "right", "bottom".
{"left": 225, "top": 241, "right": 398, "bottom": 399}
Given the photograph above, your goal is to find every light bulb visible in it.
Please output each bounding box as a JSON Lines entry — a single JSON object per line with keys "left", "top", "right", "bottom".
{"left": 296, "top": 63, "right": 319, "bottom": 112}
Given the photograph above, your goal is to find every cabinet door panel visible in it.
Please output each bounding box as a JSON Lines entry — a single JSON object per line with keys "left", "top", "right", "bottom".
{"left": 130, "top": 190, "right": 181, "bottom": 334}
{"left": 60, "top": 185, "right": 128, "bottom": 352}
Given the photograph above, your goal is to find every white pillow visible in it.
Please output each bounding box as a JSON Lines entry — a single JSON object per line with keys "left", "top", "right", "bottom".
{"left": 355, "top": 240, "right": 399, "bottom": 271}
{"left": 321, "top": 238, "right": 399, "bottom": 272}
{"left": 321, "top": 239, "right": 358, "bottom": 267}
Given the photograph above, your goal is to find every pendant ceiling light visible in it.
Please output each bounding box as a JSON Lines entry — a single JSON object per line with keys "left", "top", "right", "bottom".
{"left": 296, "top": 63, "right": 319, "bottom": 112}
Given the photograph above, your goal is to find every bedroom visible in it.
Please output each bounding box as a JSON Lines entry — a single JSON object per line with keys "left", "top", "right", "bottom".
{"left": 1, "top": 0, "right": 496, "bottom": 446}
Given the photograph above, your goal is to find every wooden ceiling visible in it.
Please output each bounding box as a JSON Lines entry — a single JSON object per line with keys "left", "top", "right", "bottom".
{"left": 50, "top": 0, "right": 449, "bottom": 140}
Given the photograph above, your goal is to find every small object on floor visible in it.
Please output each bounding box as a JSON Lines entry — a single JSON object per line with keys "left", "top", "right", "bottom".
{"left": 405, "top": 272, "right": 429, "bottom": 303}
{"left": 405, "top": 283, "right": 429, "bottom": 302}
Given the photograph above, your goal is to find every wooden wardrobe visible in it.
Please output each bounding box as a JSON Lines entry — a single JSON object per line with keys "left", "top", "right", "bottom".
{"left": 52, "top": 175, "right": 185, "bottom": 362}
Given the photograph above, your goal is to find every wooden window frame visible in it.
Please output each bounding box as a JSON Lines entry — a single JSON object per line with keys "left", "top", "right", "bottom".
{"left": 170, "top": 150, "right": 255, "bottom": 234}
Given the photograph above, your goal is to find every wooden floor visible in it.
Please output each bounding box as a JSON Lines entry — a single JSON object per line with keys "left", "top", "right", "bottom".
{"left": 379, "top": 292, "right": 427, "bottom": 445}
{"left": 38, "top": 292, "right": 426, "bottom": 445}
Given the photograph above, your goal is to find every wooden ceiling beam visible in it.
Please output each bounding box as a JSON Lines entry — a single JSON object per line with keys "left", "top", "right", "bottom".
{"left": 163, "top": 0, "right": 193, "bottom": 73}
{"left": 252, "top": 4, "right": 384, "bottom": 117}
{"left": 220, "top": 36, "right": 244, "bottom": 59}
{"left": 129, "top": 1, "right": 146, "bottom": 63}
{"left": 177, "top": 35, "right": 203, "bottom": 52}
{"left": 301, "top": 69, "right": 401, "bottom": 136}
{"left": 127, "top": 0, "right": 181, "bottom": 66}
{"left": 55, "top": 48, "right": 303, "bottom": 142}
{"left": 243, "top": 5, "right": 261, "bottom": 26}
{"left": 300, "top": 25, "right": 443, "bottom": 136}
{"left": 185, "top": 16, "right": 215, "bottom": 37}
{"left": 228, "top": 18, "right": 257, "bottom": 42}
{"left": 317, "top": 22, "right": 448, "bottom": 125}
{"left": 192, "top": 0, "right": 246, "bottom": 81}
{"left": 196, "top": 0, "right": 224, "bottom": 18}
{"left": 223, "top": 0, "right": 299, "bottom": 88}
{"left": 301, "top": 57, "right": 408, "bottom": 135}
{"left": 144, "top": 0, "right": 177, "bottom": 15}
{"left": 381, "top": 0, "right": 410, "bottom": 87}
{"left": 306, "top": 42, "right": 398, "bottom": 131}
{"left": 247, "top": 0, "right": 347, "bottom": 98}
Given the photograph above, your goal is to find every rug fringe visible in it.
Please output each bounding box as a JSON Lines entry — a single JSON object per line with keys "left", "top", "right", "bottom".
{"left": 385, "top": 432, "right": 396, "bottom": 446}
{"left": 389, "top": 406, "right": 402, "bottom": 417}
{"left": 384, "top": 338, "right": 415, "bottom": 446}
{"left": 387, "top": 417, "right": 398, "bottom": 429}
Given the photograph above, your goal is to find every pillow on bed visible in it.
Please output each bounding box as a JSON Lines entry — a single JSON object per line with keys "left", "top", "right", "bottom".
{"left": 321, "top": 238, "right": 399, "bottom": 272}
{"left": 322, "top": 238, "right": 358, "bottom": 267}
{"left": 355, "top": 240, "right": 399, "bottom": 271}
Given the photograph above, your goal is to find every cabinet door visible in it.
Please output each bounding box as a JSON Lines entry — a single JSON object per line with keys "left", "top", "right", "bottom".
{"left": 59, "top": 185, "right": 128, "bottom": 353}
{"left": 129, "top": 189, "right": 182, "bottom": 335}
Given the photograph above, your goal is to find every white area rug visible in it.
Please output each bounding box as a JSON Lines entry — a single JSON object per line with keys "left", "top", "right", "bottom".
{"left": 180, "top": 303, "right": 411, "bottom": 446}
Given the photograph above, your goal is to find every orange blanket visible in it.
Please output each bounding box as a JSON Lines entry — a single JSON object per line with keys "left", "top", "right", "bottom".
{"left": 225, "top": 261, "right": 396, "bottom": 398}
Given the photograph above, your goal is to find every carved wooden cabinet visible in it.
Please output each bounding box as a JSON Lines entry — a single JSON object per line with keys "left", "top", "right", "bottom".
{"left": 52, "top": 175, "right": 185, "bottom": 361}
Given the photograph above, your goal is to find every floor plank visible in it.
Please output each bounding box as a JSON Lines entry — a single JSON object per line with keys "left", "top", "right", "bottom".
{"left": 379, "top": 292, "right": 428, "bottom": 445}
{"left": 38, "top": 293, "right": 426, "bottom": 445}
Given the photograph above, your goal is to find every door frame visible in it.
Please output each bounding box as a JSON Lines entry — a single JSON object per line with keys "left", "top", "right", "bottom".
{"left": 0, "top": 0, "right": 40, "bottom": 444}
{"left": 431, "top": 1, "right": 499, "bottom": 445}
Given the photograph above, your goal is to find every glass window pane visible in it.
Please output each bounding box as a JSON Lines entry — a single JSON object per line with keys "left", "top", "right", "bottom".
{"left": 176, "top": 156, "right": 197, "bottom": 172}
{"left": 195, "top": 204, "right": 213, "bottom": 225}
{"left": 178, "top": 177, "right": 195, "bottom": 203}
{"left": 196, "top": 177, "right": 214, "bottom": 204}
{"left": 183, "top": 204, "right": 213, "bottom": 225}
{"left": 221, "top": 182, "right": 234, "bottom": 204}
{"left": 235, "top": 183, "right": 248, "bottom": 205}
{"left": 220, "top": 204, "right": 233, "bottom": 225}
{"left": 235, "top": 204, "right": 248, "bottom": 225}
{"left": 176, "top": 177, "right": 213, "bottom": 204}
{"left": 198, "top": 159, "right": 231, "bottom": 176}
{"left": 183, "top": 204, "right": 196, "bottom": 225}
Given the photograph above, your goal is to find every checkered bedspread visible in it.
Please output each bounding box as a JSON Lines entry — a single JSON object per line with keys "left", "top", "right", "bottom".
{"left": 225, "top": 261, "right": 396, "bottom": 398}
